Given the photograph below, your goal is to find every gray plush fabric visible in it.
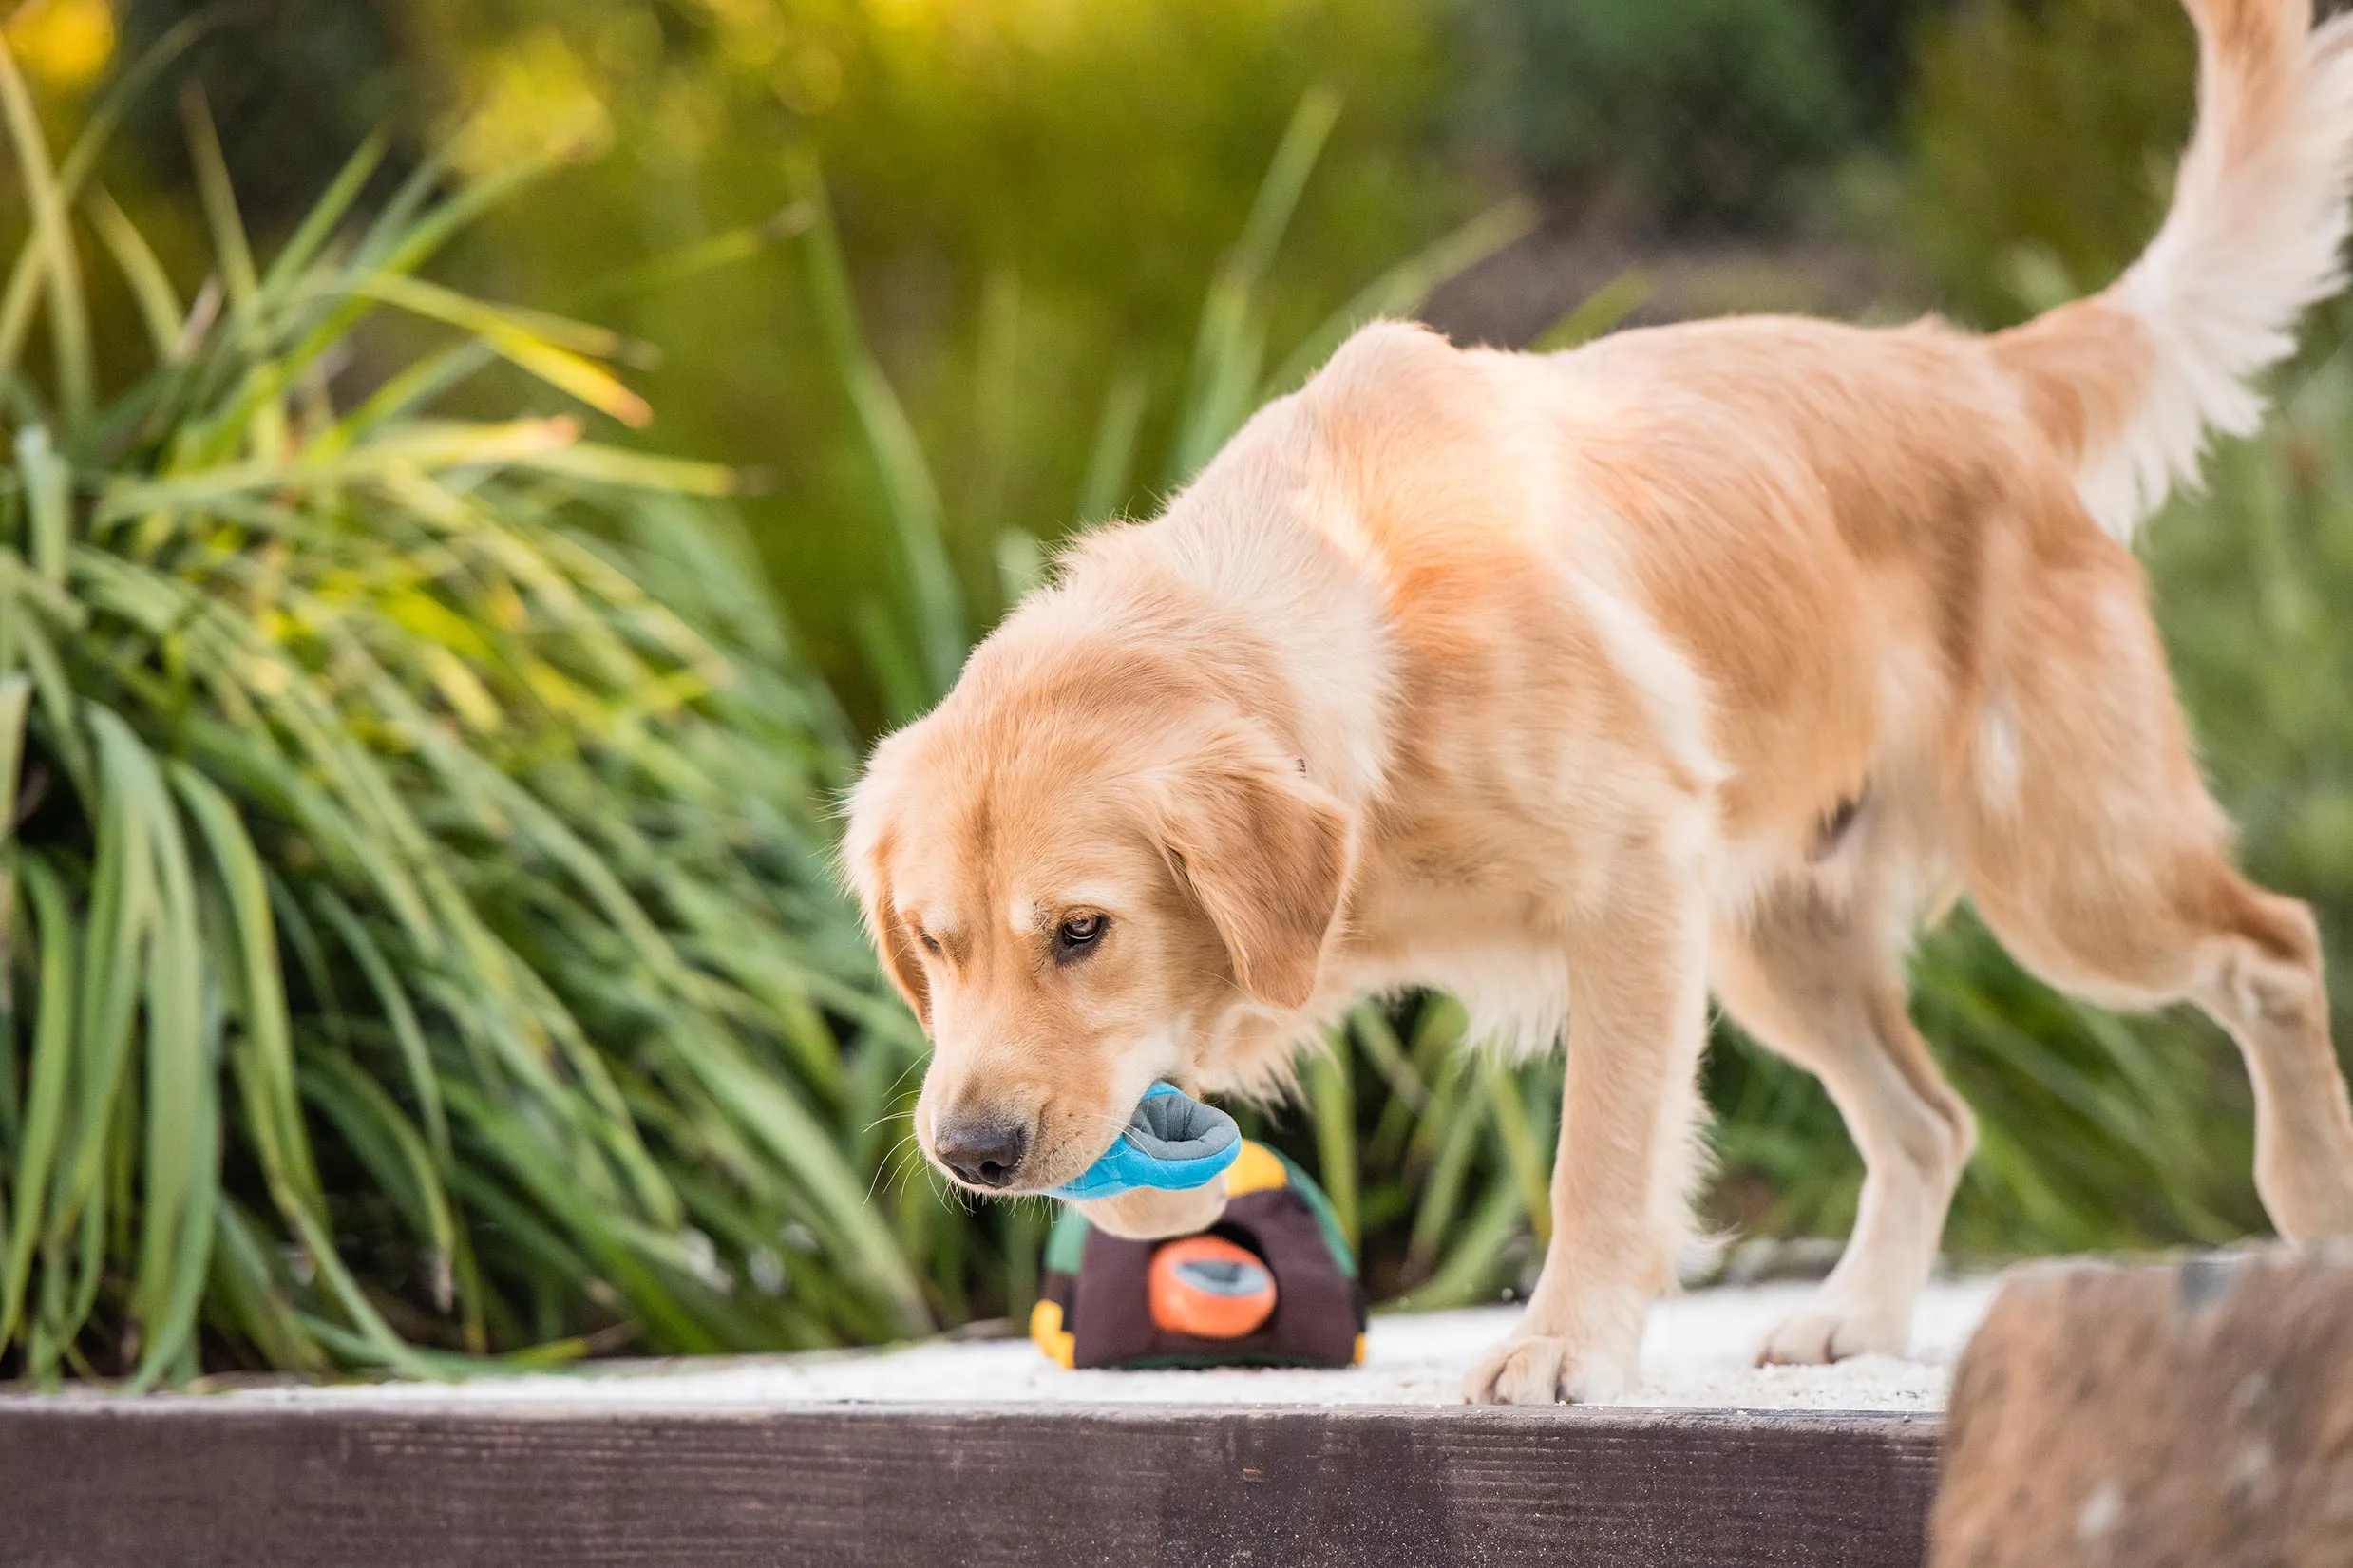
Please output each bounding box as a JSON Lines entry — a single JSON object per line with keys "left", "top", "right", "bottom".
{"left": 1124, "top": 1090, "right": 1240, "bottom": 1162}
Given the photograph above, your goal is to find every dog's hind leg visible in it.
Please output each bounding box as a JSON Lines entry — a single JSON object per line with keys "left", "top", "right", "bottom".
{"left": 1974, "top": 834, "right": 2353, "bottom": 1242}
{"left": 1713, "top": 876, "right": 1976, "bottom": 1364}
{"left": 1963, "top": 553, "right": 2353, "bottom": 1240}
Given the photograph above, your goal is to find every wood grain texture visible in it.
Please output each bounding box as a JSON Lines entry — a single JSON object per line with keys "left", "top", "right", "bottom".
{"left": 0, "top": 1400, "right": 1941, "bottom": 1568}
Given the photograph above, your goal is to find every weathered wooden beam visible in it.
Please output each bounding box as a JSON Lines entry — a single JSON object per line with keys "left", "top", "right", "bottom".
{"left": 0, "top": 1400, "right": 1941, "bottom": 1567}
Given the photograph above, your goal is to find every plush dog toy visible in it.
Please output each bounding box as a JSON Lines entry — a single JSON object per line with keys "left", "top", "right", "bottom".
{"left": 1031, "top": 1085, "right": 1365, "bottom": 1370}
{"left": 1047, "top": 1081, "right": 1242, "bottom": 1200}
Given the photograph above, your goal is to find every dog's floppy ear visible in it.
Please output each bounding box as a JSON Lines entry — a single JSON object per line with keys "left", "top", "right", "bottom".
{"left": 843, "top": 749, "right": 931, "bottom": 1028}
{"left": 1151, "top": 744, "right": 1354, "bottom": 1011}
{"left": 863, "top": 863, "right": 933, "bottom": 1029}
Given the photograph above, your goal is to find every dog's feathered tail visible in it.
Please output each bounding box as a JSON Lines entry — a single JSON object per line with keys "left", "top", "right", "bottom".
{"left": 1991, "top": 0, "right": 2353, "bottom": 539}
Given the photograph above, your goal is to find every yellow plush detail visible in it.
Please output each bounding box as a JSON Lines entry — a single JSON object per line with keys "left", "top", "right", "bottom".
{"left": 1352, "top": 1332, "right": 1367, "bottom": 1365}
{"left": 1030, "top": 1298, "right": 1075, "bottom": 1369}
{"left": 1223, "top": 1140, "right": 1288, "bottom": 1197}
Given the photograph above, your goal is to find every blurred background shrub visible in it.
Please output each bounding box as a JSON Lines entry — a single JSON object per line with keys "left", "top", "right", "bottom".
{"left": 2, "top": 0, "right": 2347, "bottom": 1376}
{"left": 1461, "top": 0, "right": 1868, "bottom": 232}
{"left": 1900, "top": 0, "right": 2195, "bottom": 324}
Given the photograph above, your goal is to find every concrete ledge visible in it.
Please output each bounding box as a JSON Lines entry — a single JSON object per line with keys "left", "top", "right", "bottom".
{"left": 155, "top": 1277, "right": 2002, "bottom": 1415}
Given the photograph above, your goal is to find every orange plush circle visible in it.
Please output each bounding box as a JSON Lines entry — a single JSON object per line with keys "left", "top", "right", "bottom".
{"left": 1148, "top": 1236, "right": 1278, "bottom": 1339}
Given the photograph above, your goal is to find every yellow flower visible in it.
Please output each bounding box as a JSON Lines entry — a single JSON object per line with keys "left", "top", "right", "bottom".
{"left": 5, "top": 0, "right": 116, "bottom": 89}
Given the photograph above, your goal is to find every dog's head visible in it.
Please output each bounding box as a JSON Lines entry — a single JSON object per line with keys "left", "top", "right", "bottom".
{"left": 843, "top": 646, "right": 1353, "bottom": 1195}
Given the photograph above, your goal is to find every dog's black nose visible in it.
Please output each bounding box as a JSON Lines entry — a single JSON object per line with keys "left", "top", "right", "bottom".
{"left": 935, "top": 1119, "right": 1030, "bottom": 1189}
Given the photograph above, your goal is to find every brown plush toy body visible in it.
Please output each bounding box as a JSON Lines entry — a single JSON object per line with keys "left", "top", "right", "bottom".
{"left": 1030, "top": 1142, "right": 1366, "bottom": 1370}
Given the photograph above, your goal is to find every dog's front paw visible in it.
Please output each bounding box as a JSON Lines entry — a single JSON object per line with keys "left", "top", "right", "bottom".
{"left": 1462, "top": 1332, "right": 1633, "bottom": 1406}
{"left": 1756, "top": 1301, "right": 1908, "bottom": 1366}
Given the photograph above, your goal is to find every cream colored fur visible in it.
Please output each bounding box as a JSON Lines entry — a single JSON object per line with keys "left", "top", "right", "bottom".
{"left": 845, "top": 0, "right": 2353, "bottom": 1405}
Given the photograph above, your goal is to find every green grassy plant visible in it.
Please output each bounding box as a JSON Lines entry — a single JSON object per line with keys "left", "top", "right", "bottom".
{"left": 0, "top": 37, "right": 975, "bottom": 1383}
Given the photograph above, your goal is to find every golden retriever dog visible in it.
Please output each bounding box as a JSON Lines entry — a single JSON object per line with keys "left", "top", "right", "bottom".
{"left": 846, "top": 0, "right": 2353, "bottom": 1404}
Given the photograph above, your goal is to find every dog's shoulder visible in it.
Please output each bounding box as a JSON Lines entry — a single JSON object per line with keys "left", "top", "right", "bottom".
{"left": 1290, "top": 321, "right": 1508, "bottom": 496}
{"left": 1312, "top": 318, "right": 1459, "bottom": 387}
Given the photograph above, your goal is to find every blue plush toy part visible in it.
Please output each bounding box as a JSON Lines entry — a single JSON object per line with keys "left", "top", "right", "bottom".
{"left": 1050, "top": 1083, "right": 1241, "bottom": 1201}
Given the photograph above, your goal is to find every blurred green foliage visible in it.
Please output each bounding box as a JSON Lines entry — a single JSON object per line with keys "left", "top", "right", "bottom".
{"left": 0, "top": 41, "right": 1021, "bottom": 1379}
{"left": 1462, "top": 0, "right": 1864, "bottom": 231}
{"left": 391, "top": 0, "right": 1478, "bottom": 734}
{"left": 1901, "top": 0, "right": 2196, "bottom": 324}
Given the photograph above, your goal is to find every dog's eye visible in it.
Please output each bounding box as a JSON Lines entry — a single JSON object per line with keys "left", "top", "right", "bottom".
{"left": 1054, "top": 914, "right": 1107, "bottom": 956}
{"left": 916, "top": 930, "right": 943, "bottom": 956}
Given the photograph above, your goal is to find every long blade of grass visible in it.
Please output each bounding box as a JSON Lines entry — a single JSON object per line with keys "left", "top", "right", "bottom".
{"left": 297, "top": 1051, "right": 458, "bottom": 1313}
{"left": 313, "top": 890, "right": 449, "bottom": 1168}
{"left": 1075, "top": 369, "right": 1148, "bottom": 525}
{"left": 1480, "top": 1061, "right": 1553, "bottom": 1246}
{"left": 179, "top": 84, "right": 259, "bottom": 312}
{"left": 16, "top": 425, "right": 70, "bottom": 588}
{"left": 313, "top": 340, "right": 498, "bottom": 458}
{"left": 258, "top": 129, "right": 389, "bottom": 297}
{"left": 850, "top": 597, "right": 930, "bottom": 727}
{"left": 6, "top": 608, "right": 92, "bottom": 800}
{"left": 513, "top": 442, "right": 737, "bottom": 496}
{"left": 1529, "top": 270, "right": 1652, "bottom": 352}
{"left": 206, "top": 1197, "right": 331, "bottom": 1373}
{"left": 1305, "top": 1037, "right": 1359, "bottom": 1252}
{"left": 1228, "top": 87, "right": 1345, "bottom": 292}
{"left": 0, "top": 11, "right": 215, "bottom": 394}
{"left": 1403, "top": 1058, "right": 1483, "bottom": 1274}
{"left": 1385, "top": 1175, "right": 1525, "bottom": 1313}
{"left": 0, "top": 34, "right": 91, "bottom": 428}
{"left": 179, "top": 84, "right": 284, "bottom": 459}
{"left": 84, "top": 186, "right": 186, "bottom": 362}
{"left": 786, "top": 150, "right": 964, "bottom": 697}
{"left": 683, "top": 1040, "right": 934, "bottom": 1336}
{"left": 0, "top": 854, "right": 74, "bottom": 1350}
{"left": 53, "top": 709, "right": 157, "bottom": 1273}
{"left": 1265, "top": 198, "right": 1538, "bottom": 395}
{"left": 1351, "top": 1002, "right": 1431, "bottom": 1115}
{"left": 969, "top": 268, "right": 1022, "bottom": 556}
{"left": 565, "top": 203, "right": 814, "bottom": 310}
{"left": 94, "top": 418, "right": 588, "bottom": 520}
{"left": 1169, "top": 86, "right": 1341, "bottom": 482}
{"left": 0, "top": 671, "right": 30, "bottom": 846}
{"left": 350, "top": 274, "right": 650, "bottom": 427}
{"left": 169, "top": 765, "right": 308, "bottom": 1190}
{"left": 128, "top": 749, "right": 213, "bottom": 1389}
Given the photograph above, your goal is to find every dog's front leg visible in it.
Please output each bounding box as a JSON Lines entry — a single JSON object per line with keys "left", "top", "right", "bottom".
{"left": 1463, "top": 847, "right": 1711, "bottom": 1405}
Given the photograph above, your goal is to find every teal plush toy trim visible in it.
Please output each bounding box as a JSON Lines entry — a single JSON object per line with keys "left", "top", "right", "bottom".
{"left": 1049, "top": 1083, "right": 1241, "bottom": 1201}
